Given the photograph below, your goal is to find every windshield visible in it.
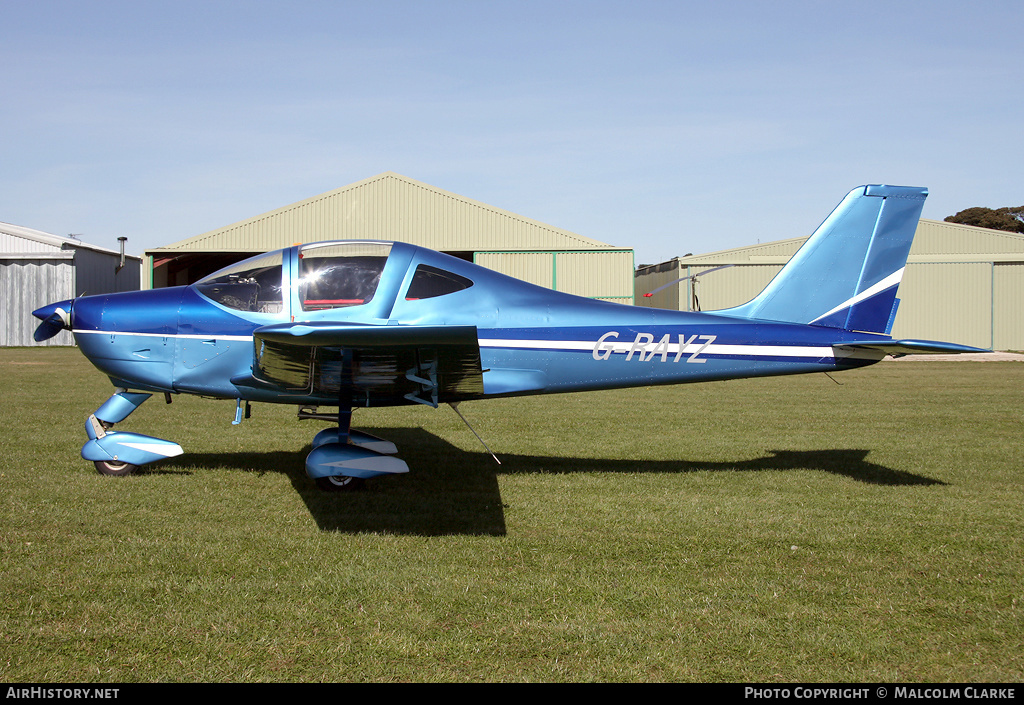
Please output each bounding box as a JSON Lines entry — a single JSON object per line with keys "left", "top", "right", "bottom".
{"left": 194, "top": 252, "right": 284, "bottom": 313}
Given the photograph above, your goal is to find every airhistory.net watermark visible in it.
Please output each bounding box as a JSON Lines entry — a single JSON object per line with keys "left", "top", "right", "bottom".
{"left": 6, "top": 688, "right": 119, "bottom": 700}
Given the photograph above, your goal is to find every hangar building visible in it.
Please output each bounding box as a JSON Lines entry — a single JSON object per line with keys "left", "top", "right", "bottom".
{"left": 634, "top": 219, "right": 1024, "bottom": 351}
{"left": 2, "top": 222, "right": 141, "bottom": 346}
{"left": 146, "top": 172, "right": 635, "bottom": 305}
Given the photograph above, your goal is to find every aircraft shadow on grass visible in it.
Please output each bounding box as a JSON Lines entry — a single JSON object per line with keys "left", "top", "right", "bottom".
{"left": 156, "top": 427, "right": 944, "bottom": 536}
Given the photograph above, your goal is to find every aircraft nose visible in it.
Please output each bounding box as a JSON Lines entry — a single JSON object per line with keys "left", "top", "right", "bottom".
{"left": 70, "top": 288, "right": 186, "bottom": 336}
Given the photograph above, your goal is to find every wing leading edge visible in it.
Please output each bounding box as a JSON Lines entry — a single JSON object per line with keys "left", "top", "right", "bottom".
{"left": 238, "top": 322, "right": 485, "bottom": 407}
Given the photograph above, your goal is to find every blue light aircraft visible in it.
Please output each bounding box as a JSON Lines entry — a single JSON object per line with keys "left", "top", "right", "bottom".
{"left": 33, "top": 185, "right": 984, "bottom": 490}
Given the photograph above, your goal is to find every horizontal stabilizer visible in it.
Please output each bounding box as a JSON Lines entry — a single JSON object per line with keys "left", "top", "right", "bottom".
{"left": 835, "top": 339, "right": 991, "bottom": 356}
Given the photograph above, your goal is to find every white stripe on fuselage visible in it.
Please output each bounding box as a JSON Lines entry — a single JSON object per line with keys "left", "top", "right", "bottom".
{"left": 73, "top": 330, "right": 253, "bottom": 341}
{"left": 479, "top": 336, "right": 877, "bottom": 361}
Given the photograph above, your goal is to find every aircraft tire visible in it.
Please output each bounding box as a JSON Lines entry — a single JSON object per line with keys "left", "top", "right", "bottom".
{"left": 94, "top": 460, "right": 138, "bottom": 477}
{"left": 315, "top": 475, "right": 366, "bottom": 492}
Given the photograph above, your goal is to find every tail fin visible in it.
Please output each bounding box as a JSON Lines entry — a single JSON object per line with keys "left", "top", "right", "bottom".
{"left": 722, "top": 185, "right": 927, "bottom": 334}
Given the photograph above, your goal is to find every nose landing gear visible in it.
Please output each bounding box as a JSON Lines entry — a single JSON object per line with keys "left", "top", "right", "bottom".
{"left": 81, "top": 389, "right": 183, "bottom": 476}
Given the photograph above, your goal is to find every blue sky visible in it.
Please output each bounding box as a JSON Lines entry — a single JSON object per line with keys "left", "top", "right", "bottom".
{"left": 3, "top": 0, "right": 1021, "bottom": 265}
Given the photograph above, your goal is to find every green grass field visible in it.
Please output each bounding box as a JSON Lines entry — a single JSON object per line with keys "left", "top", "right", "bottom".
{"left": 1, "top": 347, "right": 1021, "bottom": 682}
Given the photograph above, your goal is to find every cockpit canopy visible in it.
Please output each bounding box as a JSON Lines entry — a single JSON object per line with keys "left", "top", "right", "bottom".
{"left": 194, "top": 241, "right": 474, "bottom": 315}
{"left": 298, "top": 242, "right": 391, "bottom": 311}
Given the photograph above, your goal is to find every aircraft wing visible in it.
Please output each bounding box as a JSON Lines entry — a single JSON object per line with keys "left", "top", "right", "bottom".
{"left": 235, "top": 322, "right": 485, "bottom": 406}
{"left": 834, "top": 339, "right": 991, "bottom": 357}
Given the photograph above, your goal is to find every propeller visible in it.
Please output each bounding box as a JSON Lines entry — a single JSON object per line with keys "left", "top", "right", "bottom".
{"left": 32, "top": 299, "right": 75, "bottom": 342}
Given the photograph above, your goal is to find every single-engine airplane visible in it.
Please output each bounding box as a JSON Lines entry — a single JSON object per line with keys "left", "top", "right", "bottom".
{"left": 33, "top": 185, "right": 984, "bottom": 490}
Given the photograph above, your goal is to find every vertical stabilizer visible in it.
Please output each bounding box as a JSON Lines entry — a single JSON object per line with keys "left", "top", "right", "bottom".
{"left": 720, "top": 185, "right": 927, "bottom": 333}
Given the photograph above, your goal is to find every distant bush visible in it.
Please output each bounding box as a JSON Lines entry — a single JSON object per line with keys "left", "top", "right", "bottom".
{"left": 944, "top": 206, "right": 1024, "bottom": 233}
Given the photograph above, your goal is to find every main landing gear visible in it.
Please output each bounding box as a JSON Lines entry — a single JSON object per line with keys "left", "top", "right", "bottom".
{"left": 300, "top": 406, "right": 408, "bottom": 492}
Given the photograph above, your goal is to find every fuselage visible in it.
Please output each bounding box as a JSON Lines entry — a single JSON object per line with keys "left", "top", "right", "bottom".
{"left": 45, "top": 240, "right": 891, "bottom": 404}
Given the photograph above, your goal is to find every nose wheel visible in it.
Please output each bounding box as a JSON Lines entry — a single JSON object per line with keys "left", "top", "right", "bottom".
{"left": 93, "top": 459, "right": 139, "bottom": 477}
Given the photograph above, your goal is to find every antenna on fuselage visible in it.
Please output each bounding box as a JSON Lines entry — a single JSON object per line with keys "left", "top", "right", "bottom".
{"left": 642, "top": 264, "right": 734, "bottom": 311}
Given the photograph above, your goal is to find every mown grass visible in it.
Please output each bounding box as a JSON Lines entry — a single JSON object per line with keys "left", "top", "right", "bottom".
{"left": 1, "top": 347, "right": 1021, "bottom": 682}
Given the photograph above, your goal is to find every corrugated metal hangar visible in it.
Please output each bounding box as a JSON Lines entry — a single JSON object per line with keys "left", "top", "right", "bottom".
{"left": 146, "top": 172, "right": 635, "bottom": 305}
{"left": 635, "top": 219, "right": 1024, "bottom": 351}
{"left": 2, "top": 223, "right": 141, "bottom": 346}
